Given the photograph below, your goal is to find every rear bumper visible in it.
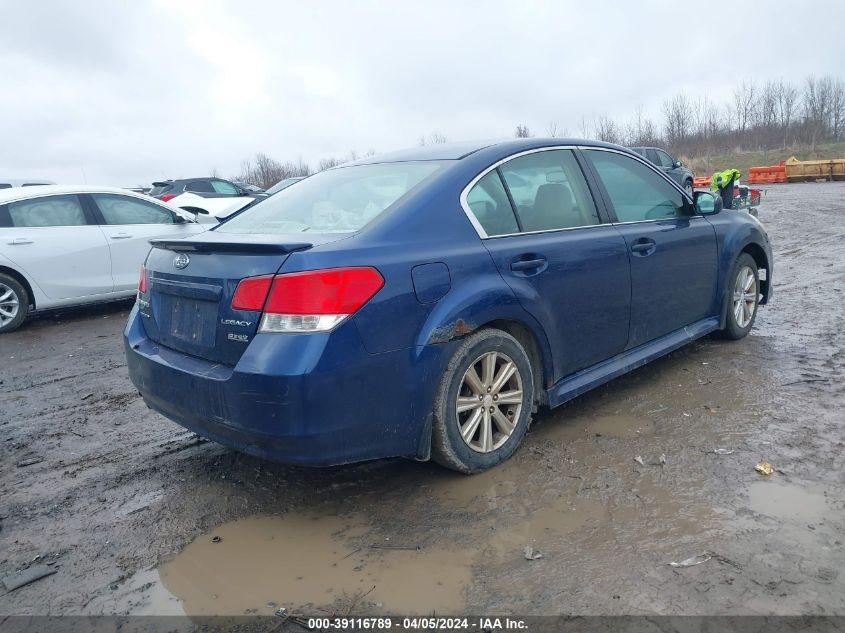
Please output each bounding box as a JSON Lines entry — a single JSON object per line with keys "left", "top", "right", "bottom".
{"left": 124, "top": 305, "right": 449, "bottom": 466}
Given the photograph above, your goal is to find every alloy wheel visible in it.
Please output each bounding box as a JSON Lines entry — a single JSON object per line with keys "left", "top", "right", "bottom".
{"left": 732, "top": 266, "right": 757, "bottom": 328}
{"left": 0, "top": 282, "right": 20, "bottom": 327}
{"left": 456, "top": 351, "right": 523, "bottom": 453}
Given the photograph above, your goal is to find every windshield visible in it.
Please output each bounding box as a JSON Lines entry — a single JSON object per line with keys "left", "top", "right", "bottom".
{"left": 217, "top": 162, "right": 443, "bottom": 234}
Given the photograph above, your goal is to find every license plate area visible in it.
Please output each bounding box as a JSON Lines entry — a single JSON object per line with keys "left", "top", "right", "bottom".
{"left": 162, "top": 295, "right": 218, "bottom": 347}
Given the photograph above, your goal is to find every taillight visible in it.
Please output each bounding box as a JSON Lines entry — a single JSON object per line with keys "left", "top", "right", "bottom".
{"left": 231, "top": 275, "right": 273, "bottom": 311}
{"left": 160, "top": 193, "right": 176, "bottom": 202}
{"left": 231, "top": 267, "right": 384, "bottom": 333}
{"left": 138, "top": 266, "right": 148, "bottom": 294}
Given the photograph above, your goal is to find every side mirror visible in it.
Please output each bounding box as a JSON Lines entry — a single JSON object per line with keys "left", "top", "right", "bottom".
{"left": 673, "top": 160, "right": 683, "bottom": 168}
{"left": 693, "top": 190, "right": 722, "bottom": 215}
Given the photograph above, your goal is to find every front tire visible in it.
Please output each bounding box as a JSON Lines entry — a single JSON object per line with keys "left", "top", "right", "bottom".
{"left": 684, "top": 180, "right": 694, "bottom": 197}
{"left": 431, "top": 329, "right": 534, "bottom": 473}
{"left": 718, "top": 253, "right": 759, "bottom": 340}
{"left": 0, "top": 273, "right": 29, "bottom": 334}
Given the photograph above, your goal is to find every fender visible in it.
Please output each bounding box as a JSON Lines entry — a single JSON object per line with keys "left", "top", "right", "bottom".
{"left": 412, "top": 270, "right": 555, "bottom": 387}
{"left": 710, "top": 218, "right": 773, "bottom": 328}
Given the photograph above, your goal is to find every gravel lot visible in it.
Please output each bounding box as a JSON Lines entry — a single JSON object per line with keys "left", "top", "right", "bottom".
{"left": 1, "top": 182, "right": 844, "bottom": 617}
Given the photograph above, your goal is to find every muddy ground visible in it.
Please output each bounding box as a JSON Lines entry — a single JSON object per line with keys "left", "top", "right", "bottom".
{"left": 1, "top": 182, "right": 844, "bottom": 618}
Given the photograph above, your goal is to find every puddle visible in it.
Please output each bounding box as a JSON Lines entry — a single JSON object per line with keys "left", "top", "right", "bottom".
{"left": 748, "top": 480, "right": 828, "bottom": 522}
{"left": 156, "top": 513, "right": 472, "bottom": 615}
{"left": 537, "top": 412, "right": 656, "bottom": 442}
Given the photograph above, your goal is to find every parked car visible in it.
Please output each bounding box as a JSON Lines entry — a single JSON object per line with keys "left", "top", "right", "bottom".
{"left": 630, "top": 147, "right": 695, "bottom": 195}
{"left": 0, "top": 179, "right": 56, "bottom": 189}
{"left": 125, "top": 139, "right": 772, "bottom": 473}
{"left": 234, "top": 182, "right": 265, "bottom": 194}
{"left": 148, "top": 177, "right": 263, "bottom": 202}
{"left": 0, "top": 185, "right": 205, "bottom": 333}
{"left": 265, "top": 177, "right": 305, "bottom": 195}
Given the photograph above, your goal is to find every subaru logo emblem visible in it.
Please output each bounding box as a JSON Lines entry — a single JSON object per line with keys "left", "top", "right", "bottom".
{"left": 173, "top": 253, "right": 190, "bottom": 270}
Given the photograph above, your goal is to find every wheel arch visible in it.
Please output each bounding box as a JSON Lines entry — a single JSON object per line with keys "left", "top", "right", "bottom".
{"left": 740, "top": 241, "right": 771, "bottom": 304}
{"left": 0, "top": 265, "right": 35, "bottom": 309}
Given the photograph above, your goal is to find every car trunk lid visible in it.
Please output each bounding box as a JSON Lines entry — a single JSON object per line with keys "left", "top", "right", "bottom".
{"left": 139, "top": 234, "right": 314, "bottom": 365}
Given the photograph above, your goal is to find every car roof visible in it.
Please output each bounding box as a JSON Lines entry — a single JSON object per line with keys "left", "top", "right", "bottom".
{"left": 348, "top": 138, "right": 626, "bottom": 166}
{"left": 0, "top": 184, "right": 168, "bottom": 205}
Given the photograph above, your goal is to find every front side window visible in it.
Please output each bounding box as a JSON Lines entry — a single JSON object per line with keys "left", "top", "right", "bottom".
{"left": 8, "top": 194, "right": 87, "bottom": 227}
{"left": 218, "top": 161, "right": 442, "bottom": 235}
{"left": 464, "top": 171, "right": 519, "bottom": 236}
{"left": 499, "top": 150, "right": 600, "bottom": 232}
{"left": 211, "top": 180, "right": 239, "bottom": 195}
{"left": 92, "top": 193, "right": 175, "bottom": 225}
{"left": 586, "top": 150, "right": 686, "bottom": 222}
{"left": 186, "top": 180, "right": 214, "bottom": 193}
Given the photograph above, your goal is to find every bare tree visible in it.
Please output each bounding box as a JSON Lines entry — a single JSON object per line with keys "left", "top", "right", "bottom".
{"left": 832, "top": 79, "right": 845, "bottom": 141}
{"left": 732, "top": 80, "right": 757, "bottom": 135}
{"left": 546, "top": 121, "right": 560, "bottom": 137}
{"left": 662, "top": 93, "right": 693, "bottom": 147}
{"left": 514, "top": 124, "right": 532, "bottom": 138}
{"left": 774, "top": 80, "right": 798, "bottom": 147}
{"left": 419, "top": 132, "right": 447, "bottom": 146}
{"left": 208, "top": 167, "right": 220, "bottom": 178}
{"left": 594, "top": 115, "right": 621, "bottom": 144}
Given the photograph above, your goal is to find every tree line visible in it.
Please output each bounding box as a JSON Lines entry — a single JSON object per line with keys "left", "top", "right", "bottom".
{"left": 224, "top": 74, "right": 844, "bottom": 189}
{"left": 527, "top": 74, "right": 845, "bottom": 158}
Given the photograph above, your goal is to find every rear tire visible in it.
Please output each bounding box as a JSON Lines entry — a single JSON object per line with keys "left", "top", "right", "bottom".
{"left": 0, "top": 273, "right": 29, "bottom": 334}
{"left": 431, "top": 329, "right": 534, "bottom": 474}
{"left": 717, "top": 253, "right": 759, "bottom": 340}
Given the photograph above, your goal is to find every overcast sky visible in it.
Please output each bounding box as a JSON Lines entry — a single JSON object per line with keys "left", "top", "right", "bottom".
{"left": 1, "top": 0, "right": 843, "bottom": 186}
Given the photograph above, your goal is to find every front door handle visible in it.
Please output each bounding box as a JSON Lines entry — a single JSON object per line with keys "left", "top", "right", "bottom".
{"left": 510, "top": 257, "right": 547, "bottom": 272}
{"left": 7, "top": 238, "right": 34, "bottom": 245}
{"left": 109, "top": 233, "right": 133, "bottom": 239}
{"left": 630, "top": 239, "right": 656, "bottom": 256}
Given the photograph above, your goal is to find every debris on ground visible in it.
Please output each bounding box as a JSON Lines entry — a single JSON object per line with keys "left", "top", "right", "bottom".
{"left": 524, "top": 546, "right": 543, "bottom": 560}
{"left": 669, "top": 553, "right": 712, "bottom": 568}
{"left": 712, "top": 448, "right": 735, "bottom": 455}
{"left": 274, "top": 607, "right": 288, "bottom": 617}
{"left": 755, "top": 462, "right": 774, "bottom": 476}
{"left": 634, "top": 456, "right": 645, "bottom": 466}
{"left": 16, "top": 457, "right": 43, "bottom": 468}
{"left": 211, "top": 536, "right": 221, "bottom": 543}
{"left": 2, "top": 565, "right": 57, "bottom": 592}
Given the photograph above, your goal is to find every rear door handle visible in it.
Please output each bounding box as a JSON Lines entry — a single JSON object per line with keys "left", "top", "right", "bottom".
{"left": 630, "top": 239, "right": 656, "bottom": 256}
{"left": 109, "top": 233, "right": 133, "bottom": 239}
{"left": 7, "top": 238, "right": 34, "bottom": 245}
{"left": 510, "top": 257, "right": 547, "bottom": 272}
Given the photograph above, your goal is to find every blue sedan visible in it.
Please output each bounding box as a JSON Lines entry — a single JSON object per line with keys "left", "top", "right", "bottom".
{"left": 125, "top": 139, "right": 773, "bottom": 473}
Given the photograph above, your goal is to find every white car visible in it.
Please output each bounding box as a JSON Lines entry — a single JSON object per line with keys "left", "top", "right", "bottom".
{"left": 0, "top": 185, "right": 206, "bottom": 333}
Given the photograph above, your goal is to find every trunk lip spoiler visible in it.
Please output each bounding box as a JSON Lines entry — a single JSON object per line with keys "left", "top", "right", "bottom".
{"left": 148, "top": 239, "right": 313, "bottom": 254}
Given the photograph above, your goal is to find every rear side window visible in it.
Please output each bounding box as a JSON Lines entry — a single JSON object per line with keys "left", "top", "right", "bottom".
{"left": 0, "top": 184, "right": 11, "bottom": 189}
{"left": 186, "top": 180, "right": 214, "bottom": 193}
{"left": 655, "top": 150, "right": 675, "bottom": 169}
{"left": 7, "top": 195, "right": 87, "bottom": 227}
{"left": 465, "top": 171, "right": 519, "bottom": 236}
{"left": 92, "top": 193, "right": 175, "bottom": 225}
{"left": 218, "top": 162, "right": 442, "bottom": 235}
{"left": 211, "top": 180, "right": 239, "bottom": 194}
{"left": 586, "top": 150, "right": 685, "bottom": 222}
{"left": 499, "top": 150, "right": 600, "bottom": 232}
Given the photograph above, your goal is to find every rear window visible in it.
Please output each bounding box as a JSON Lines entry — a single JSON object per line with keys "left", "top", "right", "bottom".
{"left": 217, "top": 162, "right": 442, "bottom": 235}
{"left": 149, "top": 184, "right": 173, "bottom": 197}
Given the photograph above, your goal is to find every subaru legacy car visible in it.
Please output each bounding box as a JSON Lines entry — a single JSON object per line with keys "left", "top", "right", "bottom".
{"left": 125, "top": 139, "right": 772, "bottom": 473}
